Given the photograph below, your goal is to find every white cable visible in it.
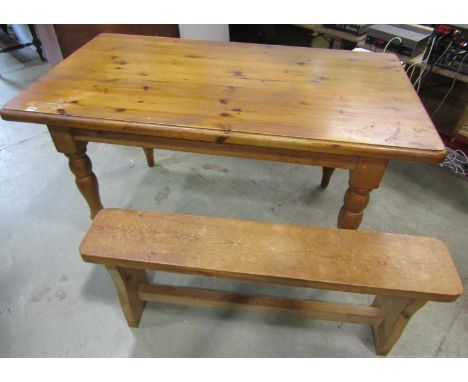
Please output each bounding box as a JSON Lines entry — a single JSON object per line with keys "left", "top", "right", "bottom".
{"left": 440, "top": 147, "right": 468, "bottom": 176}
{"left": 410, "top": 65, "right": 417, "bottom": 81}
{"left": 418, "top": 41, "right": 454, "bottom": 83}
{"left": 431, "top": 51, "right": 468, "bottom": 117}
{"left": 407, "top": 41, "right": 451, "bottom": 75}
{"left": 414, "top": 36, "right": 437, "bottom": 92}
{"left": 413, "top": 36, "right": 437, "bottom": 91}
{"left": 406, "top": 61, "right": 421, "bottom": 82}
{"left": 405, "top": 37, "right": 437, "bottom": 84}
{"left": 429, "top": 41, "right": 452, "bottom": 69}
{"left": 383, "top": 37, "right": 402, "bottom": 53}
{"left": 406, "top": 39, "right": 454, "bottom": 89}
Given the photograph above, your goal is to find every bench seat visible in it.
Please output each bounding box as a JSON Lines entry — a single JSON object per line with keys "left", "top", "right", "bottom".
{"left": 79, "top": 208, "right": 463, "bottom": 355}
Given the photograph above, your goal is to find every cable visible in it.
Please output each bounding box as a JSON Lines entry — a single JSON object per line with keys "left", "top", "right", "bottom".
{"left": 414, "top": 36, "right": 437, "bottom": 92}
{"left": 431, "top": 51, "right": 468, "bottom": 117}
{"left": 406, "top": 60, "right": 421, "bottom": 82}
{"left": 414, "top": 35, "right": 438, "bottom": 90}
{"left": 405, "top": 36, "right": 437, "bottom": 87}
{"left": 383, "top": 37, "right": 402, "bottom": 53}
{"left": 419, "top": 40, "right": 453, "bottom": 83}
{"left": 440, "top": 147, "right": 468, "bottom": 176}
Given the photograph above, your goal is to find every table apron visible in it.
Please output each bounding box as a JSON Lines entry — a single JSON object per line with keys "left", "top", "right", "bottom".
{"left": 72, "top": 128, "right": 359, "bottom": 170}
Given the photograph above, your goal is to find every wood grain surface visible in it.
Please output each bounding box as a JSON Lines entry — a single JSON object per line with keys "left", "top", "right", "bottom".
{"left": 79, "top": 209, "right": 463, "bottom": 302}
{"left": 1, "top": 33, "right": 445, "bottom": 162}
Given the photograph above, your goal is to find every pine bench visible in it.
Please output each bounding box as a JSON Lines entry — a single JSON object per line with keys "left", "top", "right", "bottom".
{"left": 79, "top": 208, "right": 463, "bottom": 355}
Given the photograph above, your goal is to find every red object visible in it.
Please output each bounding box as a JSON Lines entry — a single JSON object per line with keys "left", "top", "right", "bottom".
{"left": 441, "top": 133, "right": 468, "bottom": 155}
{"left": 437, "top": 25, "right": 451, "bottom": 34}
{"left": 452, "top": 133, "right": 468, "bottom": 146}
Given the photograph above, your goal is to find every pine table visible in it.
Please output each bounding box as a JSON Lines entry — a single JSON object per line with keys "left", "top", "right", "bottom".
{"left": 0, "top": 34, "right": 446, "bottom": 228}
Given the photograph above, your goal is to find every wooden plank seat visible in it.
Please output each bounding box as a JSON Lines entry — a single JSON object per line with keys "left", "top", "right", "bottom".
{"left": 79, "top": 208, "right": 463, "bottom": 355}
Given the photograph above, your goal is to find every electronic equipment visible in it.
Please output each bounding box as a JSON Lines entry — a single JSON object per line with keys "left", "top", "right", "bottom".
{"left": 325, "top": 24, "right": 370, "bottom": 36}
{"left": 366, "top": 24, "right": 432, "bottom": 57}
{"left": 425, "top": 25, "right": 468, "bottom": 75}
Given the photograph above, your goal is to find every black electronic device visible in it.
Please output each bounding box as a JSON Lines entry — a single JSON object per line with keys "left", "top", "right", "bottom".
{"left": 425, "top": 25, "right": 468, "bottom": 75}
{"left": 324, "top": 24, "right": 370, "bottom": 36}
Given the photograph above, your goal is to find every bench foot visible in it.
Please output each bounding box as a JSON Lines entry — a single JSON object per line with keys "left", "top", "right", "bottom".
{"left": 371, "top": 295, "right": 426, "bottom": 355}
{"left": 320, "top": 167, "right": 335, "bottom": 188}
{"left": 106, "top": 266, "right": 149, "bottom": 327}
{"left": 143, "top": 148, "right": 155, "bottom": 167}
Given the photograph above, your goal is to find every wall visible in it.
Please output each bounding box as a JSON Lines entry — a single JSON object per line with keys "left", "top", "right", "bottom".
{"left": 179, "top": 24, "right": 229, "bottom": 42}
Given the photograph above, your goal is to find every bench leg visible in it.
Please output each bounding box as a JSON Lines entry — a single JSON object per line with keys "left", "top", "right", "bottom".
{"left": 371, "top": 295, "right": 426, "bottom": 355}
{"left": 320, "top": 167, "right": 335, "bottom": 188}
{"left": 143, "top": 148, "right": 155, "bottom": 167}
{"left": 106, "top": 266, "right": 149, "bottom": 327}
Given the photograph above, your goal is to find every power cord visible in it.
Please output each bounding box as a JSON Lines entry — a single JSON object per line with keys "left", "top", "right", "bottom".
{"left": 413, "top": 36, "right": 437, "bottom": 92}
{"left": 405, "top": 36, "right": 438, "bottom": 85}
{"left": 382, "top": 37, "right": 402, "bottom": 53}
{"left": 440, "top": 147, "right": 468, "bottom": 176}
{"left": 431, "top": 51, "right": 468, "bottom": 117}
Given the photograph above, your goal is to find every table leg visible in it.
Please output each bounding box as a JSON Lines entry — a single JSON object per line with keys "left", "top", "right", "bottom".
{"left": 337, "top": 157, "right": 387, "bottom": 229}
{"left": 28, "top": 24, "right": 45, "bottom": 61}
{"left": 320, "top": 167, "right": 335, "bottom": 188}
{"left": 142, "top": 148, "right": 155, "bottom": 167}
{"left": 48, "top": 126, "right": 103, "bottom": 219}
{"left": 332, "top": 39, "right": 344, "bottom": 49}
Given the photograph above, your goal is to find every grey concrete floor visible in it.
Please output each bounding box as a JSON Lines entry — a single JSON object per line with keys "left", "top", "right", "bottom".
{"left": 1, "top": 49, "right": 467, "bottom": 358}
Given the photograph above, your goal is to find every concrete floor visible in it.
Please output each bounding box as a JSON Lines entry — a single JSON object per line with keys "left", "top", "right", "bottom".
{"left": 1, "top": 49, "right": 467, "bottom": 358}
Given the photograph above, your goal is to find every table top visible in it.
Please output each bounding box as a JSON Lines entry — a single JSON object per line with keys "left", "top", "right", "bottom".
{"left": 0, "top": 33, "right": 445, "bottom": 162}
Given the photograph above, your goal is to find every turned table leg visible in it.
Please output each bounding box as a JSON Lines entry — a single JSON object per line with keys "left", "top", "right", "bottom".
{"left": 321, "top": 167, "right": 335, "bottom": 188}
{"left": 371, "top": 295, "right": 426, "bottom": 355}
{"left": 337, "top": 157, "right": 388, "bottom": 230}
{"left": 66, "top": 147, "right": 103, "bottom": 219}
{"left": 143, "top": 148, "right": 155, "bottom": 167}
{"left": 106, "top": 266, "right": 149, "bottom": 327}
{"left": 48, "top": 126, "right": 103, "bottom": 219}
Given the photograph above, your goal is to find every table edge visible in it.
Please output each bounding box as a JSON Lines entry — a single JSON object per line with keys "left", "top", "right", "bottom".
{"left": 0, "top": 107, "right": 447, "bottom": 163}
